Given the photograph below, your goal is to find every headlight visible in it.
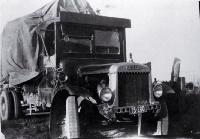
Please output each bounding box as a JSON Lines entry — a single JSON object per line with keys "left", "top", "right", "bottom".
{"left": 153, "top": 83, "right": 163, "bottom": 98}
{"left": 99, "top": 87, "right": 112, "bottom": 102}
{"left": 153, "top": 90, "right": 163, "bottom": 98}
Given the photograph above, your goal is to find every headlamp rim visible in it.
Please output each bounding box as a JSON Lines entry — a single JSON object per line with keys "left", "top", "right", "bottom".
{"left": 99, "top": 87, "right": 113, "bottom": 102}
{"left": 153, "top": 90, "right": 163, "bottom": 98}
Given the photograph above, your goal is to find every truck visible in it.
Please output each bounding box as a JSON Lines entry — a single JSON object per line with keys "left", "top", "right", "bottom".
{"left": 0, "top": 0, "right": 170, "bottom": 138}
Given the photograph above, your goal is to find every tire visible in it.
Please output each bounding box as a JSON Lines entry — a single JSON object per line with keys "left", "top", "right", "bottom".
{"left": 50, "top": 95, "right": 80, "bottom": 139}
{"left": 11, "top": 91, "right": 21, "bottom": 119}
{"left": 0, "top": 90, "right": 13, "bottom": 120}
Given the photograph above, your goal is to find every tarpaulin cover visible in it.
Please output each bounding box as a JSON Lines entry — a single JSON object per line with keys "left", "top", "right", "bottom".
{"left": 0, "top": 0, "right": 95, "bottom": 86}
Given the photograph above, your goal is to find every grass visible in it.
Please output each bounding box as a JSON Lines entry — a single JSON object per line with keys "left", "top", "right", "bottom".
{"left": 2, "top": 116, "right": 50, "bottom": 139}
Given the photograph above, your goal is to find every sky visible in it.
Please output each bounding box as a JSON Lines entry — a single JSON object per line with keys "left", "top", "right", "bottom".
{"left": 0, "top": 0, "right": 200, "bottom": 83}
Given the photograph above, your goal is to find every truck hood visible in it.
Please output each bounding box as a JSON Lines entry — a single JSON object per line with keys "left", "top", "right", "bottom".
{"left": 78, "top": 62, "right": 150, "bottom": 76}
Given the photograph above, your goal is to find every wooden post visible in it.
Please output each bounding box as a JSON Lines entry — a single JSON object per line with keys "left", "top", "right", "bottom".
{"left": 138, "top": 113, "right": 142, "bottom": 136}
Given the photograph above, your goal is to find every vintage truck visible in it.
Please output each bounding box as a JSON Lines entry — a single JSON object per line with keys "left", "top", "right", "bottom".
{"left": 0, "top": 0, "right": 170, "bottom": 138}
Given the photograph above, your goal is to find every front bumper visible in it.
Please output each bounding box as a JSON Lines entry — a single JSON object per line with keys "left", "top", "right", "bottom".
{"left": 114, "top": 102, "right": 160, "bottom": 115}
{"left": 97, "top": 102, "right": 161, "bottom": 120}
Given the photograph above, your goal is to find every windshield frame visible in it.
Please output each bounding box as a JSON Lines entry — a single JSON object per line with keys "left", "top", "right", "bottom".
{"left": 53, "top": 23, "right": 126, "bottom": 61}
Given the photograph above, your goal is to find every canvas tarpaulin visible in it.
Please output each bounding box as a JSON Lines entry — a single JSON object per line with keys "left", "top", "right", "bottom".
{"left": 0, "top": 0, "right": 95, "bottom": 86}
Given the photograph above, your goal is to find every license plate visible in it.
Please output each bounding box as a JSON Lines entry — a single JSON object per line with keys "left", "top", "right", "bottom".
{"left": 130, "top": 105, "right": 146, "bottom": 114}
{"left": 137, "top": 106, "right": 146, "bottom": 113}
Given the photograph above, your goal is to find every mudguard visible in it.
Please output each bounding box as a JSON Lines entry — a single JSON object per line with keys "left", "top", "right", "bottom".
{"left": 49, "top": 85, "right": 97, "bottom": 138}
{"left": 51, "top": 85, "right": 97, "bottom": 112}
{"left": 52, "top": 85, "right": 92, "bottom": 101}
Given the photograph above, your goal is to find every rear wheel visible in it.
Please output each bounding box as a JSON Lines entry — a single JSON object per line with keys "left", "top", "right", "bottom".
{"left": 50, "top": 94, "right": 80, "bottom": 139}
{"left": 0, "top": 90, "right": 13, "bottom": 120}
{"left": 10, "top": 91, "right": 21, "bottom": 119}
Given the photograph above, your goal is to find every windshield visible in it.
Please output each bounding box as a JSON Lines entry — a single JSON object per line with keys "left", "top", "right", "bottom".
{"left": 59, "top": 24, "right": 120, "bottom": 55}
{"left": 95, "top": 30, "right": 120, "bottom": 54}
{"left": 60, "top": 25, "right": 92, "bottom": 53}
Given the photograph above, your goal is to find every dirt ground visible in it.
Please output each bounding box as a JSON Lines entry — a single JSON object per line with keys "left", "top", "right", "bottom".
{"left": 2, "top": 94, "right": 200, "bottom": 139}
{"left": 2, "top": 115, "right": 50, "bottom": 139}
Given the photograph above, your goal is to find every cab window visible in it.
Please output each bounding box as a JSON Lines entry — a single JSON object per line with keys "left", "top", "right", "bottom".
{"left": 60, "top": 25, "right": 93, "bottom": 53}
{"left": 59, "top": 24, "right": 120, "bottom": 55}
{"left": 95, "top": 30, "right": 120, "bottom": 54}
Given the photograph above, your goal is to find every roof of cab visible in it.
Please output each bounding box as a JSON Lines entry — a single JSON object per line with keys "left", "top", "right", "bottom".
{"left": 58, "top": 11, "right": 131, "bottom": 28}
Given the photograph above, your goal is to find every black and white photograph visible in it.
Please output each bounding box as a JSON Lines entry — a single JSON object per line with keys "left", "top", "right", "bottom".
{"left": 0, "top": 0, "right": 200, "bottom": 138}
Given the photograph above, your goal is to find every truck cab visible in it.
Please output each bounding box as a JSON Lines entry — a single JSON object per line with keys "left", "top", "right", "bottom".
{"left": 45, "top": 12, "right": 168, "bottom": 138}
{"left": 0, "top": 10, "right": 168, "bottom": 138}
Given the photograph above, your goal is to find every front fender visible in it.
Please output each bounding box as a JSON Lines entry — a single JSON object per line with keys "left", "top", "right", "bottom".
{"left": 54, "top": 85, "right": 92, "bottom": 97}
{"left": 51, "top": 85, "right": 95, "bottom": 108}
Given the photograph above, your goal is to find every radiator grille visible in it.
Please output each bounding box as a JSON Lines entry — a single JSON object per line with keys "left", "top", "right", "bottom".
{"left": 118, "top": 72, "right": 149, "bottom": 107}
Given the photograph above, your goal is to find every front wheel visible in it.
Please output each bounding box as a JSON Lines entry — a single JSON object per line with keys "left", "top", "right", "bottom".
{"left": 50, "top": 95, "right": 80, "bottom": 138}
